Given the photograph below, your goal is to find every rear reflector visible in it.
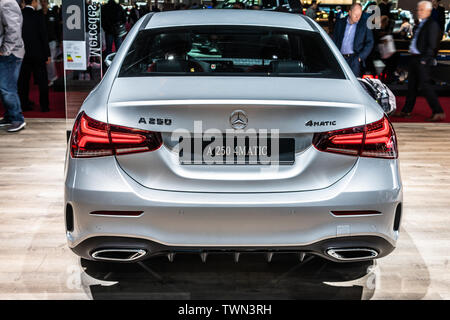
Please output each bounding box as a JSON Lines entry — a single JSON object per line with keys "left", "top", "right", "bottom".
{"left": 331, "top": 210, "right": 382, "bottom": 216}
{"left": 70, "top": 112, "right": 162, "bottom": 158}
{"left": 313, "top": 115, "right": 398, "bottom": 159}
{"left": 89, "top": 211, "right": 144, "bottom": 216}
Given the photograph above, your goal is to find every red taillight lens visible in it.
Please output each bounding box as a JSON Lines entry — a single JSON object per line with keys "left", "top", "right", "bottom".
{"left": 312, "top": 125, "right": 364, "bottom": 156}
{"left": 70, "top": 112, "right": 113, "bottom": 158}
{"left": 313, "top": 116, "right": 398, "bottom": 159}
{"left": 110, "top": 121, "right": 162, "bottom": 156}
{"left": 331, "top": 210, "right": 382, "bottom": 216}
{"left": 361, "top": 116, "right": 397, "bottom": 158}
{"left": 89, "top": 211, "right": 144, "bottom": 216}
{"left": 70, "top": 112, "right": 162, "bottom": 158}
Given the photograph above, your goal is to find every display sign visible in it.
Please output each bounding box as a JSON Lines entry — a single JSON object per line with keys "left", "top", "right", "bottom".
{"left": 63, "top": 41, "right": 87, "bottom": 70}
{"left": 62, "top": 0, "right": 86, "bottom": 70}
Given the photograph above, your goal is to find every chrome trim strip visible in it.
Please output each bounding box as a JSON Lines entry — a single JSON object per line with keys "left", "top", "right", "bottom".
{"left": 108, "top": 99, "right": 361, "bottom": 109}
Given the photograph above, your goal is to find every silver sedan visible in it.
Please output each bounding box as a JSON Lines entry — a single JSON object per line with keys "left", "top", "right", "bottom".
{"left": 65, "top": 10, "right": 402, "bottom": 264}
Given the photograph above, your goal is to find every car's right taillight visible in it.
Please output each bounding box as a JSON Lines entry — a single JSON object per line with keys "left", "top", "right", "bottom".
{"left": 313, "top": 116, "right": 398, "bottom": 159}
{"left": 70, "top": 112, "right": 162, "bottom": 158}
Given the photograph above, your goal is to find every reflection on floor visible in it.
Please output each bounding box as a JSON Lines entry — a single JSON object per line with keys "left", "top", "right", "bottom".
{"left": 81, "top": 254, "right": 373, "bottom": 300}
{"left": 0, "top": 119, "right": 448, "bottom": 299}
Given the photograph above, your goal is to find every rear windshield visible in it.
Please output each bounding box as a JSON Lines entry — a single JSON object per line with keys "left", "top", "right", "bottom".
{"left": 119, "top": 26, "right": 345, "bottom": 79}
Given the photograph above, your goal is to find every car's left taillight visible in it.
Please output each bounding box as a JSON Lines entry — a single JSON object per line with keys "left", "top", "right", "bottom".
{"left": 70, "top": 112, "right": 162, "bottom": 158}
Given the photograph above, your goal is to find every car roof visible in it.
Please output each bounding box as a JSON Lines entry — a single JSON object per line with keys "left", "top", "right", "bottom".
{"left": 143, "top": 9, "right": 316, "bottom": 32}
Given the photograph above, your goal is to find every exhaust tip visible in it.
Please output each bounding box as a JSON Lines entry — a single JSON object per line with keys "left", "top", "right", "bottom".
{"left": 91, "top": 248, "right": 147, "bottom": 262}
{"left": 326, "top": 248, "right": 378, "bottom": 261}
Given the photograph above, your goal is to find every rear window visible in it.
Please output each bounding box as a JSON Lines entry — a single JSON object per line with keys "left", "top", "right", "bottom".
{"left": 119, "top": 26, "right": 345, "bottom": 79}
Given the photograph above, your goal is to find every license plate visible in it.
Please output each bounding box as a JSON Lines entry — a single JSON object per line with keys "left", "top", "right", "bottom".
{"left": 178, "top": 135, "right": 295, "bottom": 165}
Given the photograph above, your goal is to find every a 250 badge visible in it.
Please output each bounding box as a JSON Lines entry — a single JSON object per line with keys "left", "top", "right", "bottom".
{"left": 138, "top": 117, "right": 172, "bottom": 125}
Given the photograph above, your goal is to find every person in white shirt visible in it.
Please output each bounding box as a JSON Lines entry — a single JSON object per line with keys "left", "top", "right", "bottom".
{"left": 0, "top": 0, "right": 27, "bottom": 132}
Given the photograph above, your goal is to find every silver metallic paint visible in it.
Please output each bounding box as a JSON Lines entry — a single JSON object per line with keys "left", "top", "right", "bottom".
{"left": 65, "top": 10, "right": 402, "bottom": 260}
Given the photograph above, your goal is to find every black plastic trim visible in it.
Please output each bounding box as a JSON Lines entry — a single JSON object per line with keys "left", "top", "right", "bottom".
{"left": 65, "top": 203, "right": 74, "bottom": 232}
{"left": 393, "top": 203, "right": 402, "bottom": 231}
{"left": 301, "top": 15, "right": 319, "bottom": 32}
{"left": 139, "top": 13, "right": 154, "bottom": 31}
{"left": 71, "top": 235, "right": 395, "bottom": 263}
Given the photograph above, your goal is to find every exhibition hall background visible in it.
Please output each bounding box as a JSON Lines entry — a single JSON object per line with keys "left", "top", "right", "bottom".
{"left": 1, "top": 0, "right": 450, "bottom": 300}
{"left": 0, "top": 0, "right": 449, "bottom": 123}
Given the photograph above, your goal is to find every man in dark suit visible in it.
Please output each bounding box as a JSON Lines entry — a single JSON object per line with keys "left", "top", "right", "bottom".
{"left": 18, "top": 0, "right": 51, "bottom": 112}
{"left": 333, "top": 3, "right": 374, "bottom": 77}
{"left": 431, "top": 0, "right": 446, "bottom": 37}
{"left": 398, "top": 1, "right": 445, "bottom": 121}
{"left": 101, "top": 0, "right": 127, "bottom": 56}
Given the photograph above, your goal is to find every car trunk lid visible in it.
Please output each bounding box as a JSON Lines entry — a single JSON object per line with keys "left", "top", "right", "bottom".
{"left": 107, "top": 77, "right": 365, "bottom": 193}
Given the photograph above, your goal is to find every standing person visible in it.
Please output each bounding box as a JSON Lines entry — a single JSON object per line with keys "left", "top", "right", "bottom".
{"left": 327, "top": 7, "right": 336, "bottom": 34}
{"left": 375, "top": 15, "right": 398, "bottom": 83}
{"left": 129, "top": 1, "right": 140, "bottom": 26}
{"left": 335, "top": 6, "right": 344, "bottom": 20}
{"left": 288, "top": 0, "right": 303, "bottom": 14}
{"left": 306, "top": 1, "right": 318, "bottom": 20}
{"left": 40, "top": 0, "right": 60, "bottom": 86}
{"left": 397, "top": 1, "right": 445, "bottom": 121}
{"left": 18, "top": 0, "right": 50, "bottom": 113}
{"left": 378, "top": 0, "right": 394, "bottom": 32}
{"left": 378, "top": 0, "right": 392, "bottom": 18}
{"left": 447, "top": 19, "right": 450, "bottom": 38}
{"left": 101, "top": 0, "right": 127, "bottom": 56}
{"left": 0, "top": 0, "right": 26, "bottom": 132}
{"left": 333, "top": 3, "right": 374, "bottom": 77}
{"left": 397, "top": 17, "right": 413, "bottom": 39}
{"left": 431, "top": 0, "right": 445, "bottom": 38}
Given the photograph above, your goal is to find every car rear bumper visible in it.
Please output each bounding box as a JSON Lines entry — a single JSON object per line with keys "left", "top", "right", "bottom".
{"left": 65, "top": 155, "right": 402, "bottom": 262}
{"left": 71, "top": 235, "right": 395, "bottom": 263}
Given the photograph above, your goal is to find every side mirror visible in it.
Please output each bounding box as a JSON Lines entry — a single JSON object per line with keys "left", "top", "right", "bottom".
{"left": 104, "top": 53, "right": 116, "bottom": 68}
{"left": 358, "top": 77, "right": 397, "bottom": 116}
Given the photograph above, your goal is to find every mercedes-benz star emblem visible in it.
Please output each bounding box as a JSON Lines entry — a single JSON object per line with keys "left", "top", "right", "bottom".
{"left": 230, "top": 110, "right": 248, "bottom": 130}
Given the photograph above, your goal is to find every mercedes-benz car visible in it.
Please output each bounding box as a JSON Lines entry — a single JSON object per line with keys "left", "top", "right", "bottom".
{"left": 65, "top": 10, "right": 402, "bottom": 264}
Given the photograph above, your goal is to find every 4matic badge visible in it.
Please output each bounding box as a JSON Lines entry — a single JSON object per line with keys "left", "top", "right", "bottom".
{"left": 305, "top": 120, "right": 337, "bottom": 127}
